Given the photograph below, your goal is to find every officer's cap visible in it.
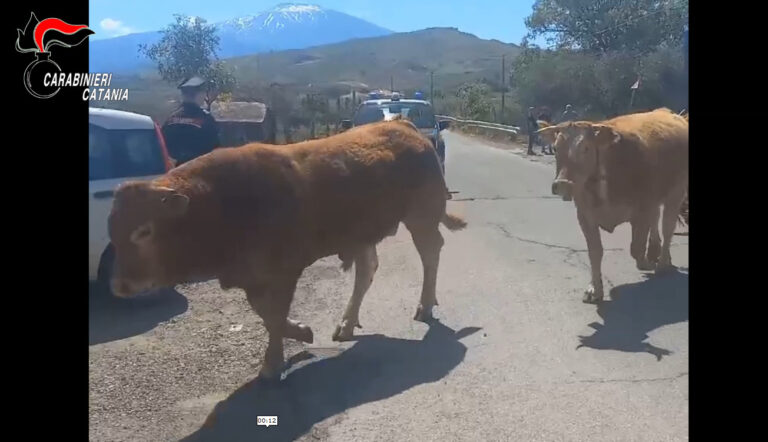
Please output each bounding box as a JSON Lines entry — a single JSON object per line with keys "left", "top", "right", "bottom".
{"left": 178, "top": 76, "right": 209, "bottom": 90}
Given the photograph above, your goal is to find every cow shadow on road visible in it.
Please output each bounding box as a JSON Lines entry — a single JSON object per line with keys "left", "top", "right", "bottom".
{"left": 181, "top": 321, "right": 481, "bottom": 442}
{"left": 89, "top": 284, "right": 188, "bottom": 345}
{"left": 577, "top": 270, "right": 688, "bottom": 360}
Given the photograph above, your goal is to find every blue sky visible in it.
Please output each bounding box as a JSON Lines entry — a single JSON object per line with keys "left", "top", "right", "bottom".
{"left": 89, "top": 0, "right": 537, "bottom": 44}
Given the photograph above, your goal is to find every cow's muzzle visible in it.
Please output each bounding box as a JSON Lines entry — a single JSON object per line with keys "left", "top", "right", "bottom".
{"left": 552, "top": 179, "right": 574, "bottom": 201}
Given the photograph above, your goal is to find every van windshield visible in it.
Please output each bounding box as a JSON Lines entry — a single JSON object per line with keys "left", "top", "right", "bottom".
{"left": 354, "top": 102, "right": 436, "bottom": 129}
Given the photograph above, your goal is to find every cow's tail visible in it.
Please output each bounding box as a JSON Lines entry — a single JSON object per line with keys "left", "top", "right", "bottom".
{"left": 441, "top": 212, "right": 467, "bottom": 231}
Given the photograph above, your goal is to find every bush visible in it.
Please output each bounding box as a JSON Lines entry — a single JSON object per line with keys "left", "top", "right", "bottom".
{"left": 455, "top": 82, "right": 493, "bottom": 121}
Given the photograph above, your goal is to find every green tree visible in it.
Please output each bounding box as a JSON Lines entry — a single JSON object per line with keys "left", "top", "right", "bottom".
{"left": 455, "top": 82, "right": 492, "bottom": 121}
{"left": 512, "top": 45, "right": 685, "bottom": 119}
{"left": 139, "top": 15, "right": 237, "bottom": 109}
{"left": 525, "top": 0, "right": 688, "bottom": 54}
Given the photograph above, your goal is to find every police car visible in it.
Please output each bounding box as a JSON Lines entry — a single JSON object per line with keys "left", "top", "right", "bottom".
{"left": 342, "top": 92, "right": 450, "bottom": 172}
{"left": 89, "top": 107, "right": 174, "bottom": 296}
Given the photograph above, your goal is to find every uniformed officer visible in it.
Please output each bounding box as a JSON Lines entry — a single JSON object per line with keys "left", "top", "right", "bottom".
{"left": 527, "top": 107, "right": 539, "bottom": 155}
{"left": 162, "top": 76, "right": 220, "bottom": 166}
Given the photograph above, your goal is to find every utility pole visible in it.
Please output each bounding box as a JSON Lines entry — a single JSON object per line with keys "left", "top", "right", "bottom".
{"left": 430, "top": 71, "right": 434, "bottom": 103}
{"left": 390, "top": 75, "right": 394, "bottom": 94}
{"left": 501, "top": 54, "right": 506, "bottom": 123}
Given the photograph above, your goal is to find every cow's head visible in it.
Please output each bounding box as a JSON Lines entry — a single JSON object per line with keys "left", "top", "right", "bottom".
{"left": 108, "top": 181, "right": 190, "bottom": 297}
{"left": 537, "top": 122, "right": 621, "bottom": 201}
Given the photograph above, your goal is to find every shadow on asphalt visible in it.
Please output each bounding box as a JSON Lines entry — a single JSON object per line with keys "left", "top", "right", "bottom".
{"left": 89, "top": 283, "right": 188, "bottom": 345}
{"left": 577, "top": 270, "right": 688, "bottom": 360}
{"left": 181, "top": 321, "right": 481, "bottom": 442}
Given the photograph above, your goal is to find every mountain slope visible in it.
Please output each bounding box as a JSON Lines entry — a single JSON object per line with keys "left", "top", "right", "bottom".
{"left": 89, "top": 31, "right": 161, "bottom": 73}
{"left": 89, "top": 3, "right": 391, "bottom": 73}
{"left": 100, "top": 27, "right": 520, "bottom": 123}
{"left": 228, "top": 27, "right": 520, "bottom": 92}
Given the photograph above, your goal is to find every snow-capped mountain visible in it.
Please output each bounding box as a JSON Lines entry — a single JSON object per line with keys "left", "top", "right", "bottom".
{"left": 215, "top": 3, "right": 391, "bottom": 58}
{"left": 222, "top": 4, "right": 326, "bottom": 32}
{"left": 89, "top": 3, "right": 391, "bottom": 73}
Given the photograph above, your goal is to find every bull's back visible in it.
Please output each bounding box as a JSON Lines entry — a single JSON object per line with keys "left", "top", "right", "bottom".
{"left": 634, "top": 110, "right": 688, "bottom": 193}
{"left": 163, "top": 121, "right": 443, "bottom": 259}
{"left": 290, "top": 121, "right": 444, "bottom": 252}
{"left": 605, "top": 109, "right": 688, "bottom": 205}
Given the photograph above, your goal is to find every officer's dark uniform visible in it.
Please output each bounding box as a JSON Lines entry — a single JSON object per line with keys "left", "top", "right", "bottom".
{"left": 527, "top": 111, "right": 539, "bottom": 155}
{"left": 162, "top": 77, "right": 220, "bottom": 166}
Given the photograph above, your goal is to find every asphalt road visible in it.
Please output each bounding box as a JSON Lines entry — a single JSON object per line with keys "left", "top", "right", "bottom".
{"left": 89, "top": 130, "right": 688, "bottom": 442}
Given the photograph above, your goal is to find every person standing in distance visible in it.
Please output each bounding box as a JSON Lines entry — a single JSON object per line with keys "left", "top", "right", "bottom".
{"left": 559, "top": 104, "right": 578, "bottom": 123}
{"left": 162, "top": 76, "right": 221, "bottom": 167}
{"left": 526, "top": 107, "right": 539, "bottom": 155}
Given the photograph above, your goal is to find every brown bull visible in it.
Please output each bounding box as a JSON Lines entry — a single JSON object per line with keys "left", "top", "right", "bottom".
{"left": 108, "top": 119, "right": 467, "bottom": 380}
{"left": 537, "top": 108, "right": 688, "bottom": 303}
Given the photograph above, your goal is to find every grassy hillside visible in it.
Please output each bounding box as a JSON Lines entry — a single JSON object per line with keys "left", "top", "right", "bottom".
{"left": 95, "top": 28, "right": 520, "bottom": 122}
{"left": 230, "top": 27, "right": 520, "bottom": 91}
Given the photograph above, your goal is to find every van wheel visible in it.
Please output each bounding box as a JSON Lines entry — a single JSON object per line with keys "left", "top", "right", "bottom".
{"left": 96, "top": 244, "right": 115, "bottom": 297}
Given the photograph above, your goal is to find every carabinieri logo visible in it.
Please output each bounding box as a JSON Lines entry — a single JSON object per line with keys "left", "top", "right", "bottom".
{"left": 16, "top": 12, "right": 129, "bottom": 101}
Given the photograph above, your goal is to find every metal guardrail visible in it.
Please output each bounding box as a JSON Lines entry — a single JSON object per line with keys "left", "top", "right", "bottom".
{"left": 436, "top": 115, "right": 520, "bottom": 134}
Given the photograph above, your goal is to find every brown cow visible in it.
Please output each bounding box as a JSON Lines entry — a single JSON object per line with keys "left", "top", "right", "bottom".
{"left": 537, "top": 108, "right": 688, "bottom": 303}
{"left": 107, "top": 119, "right": 467, "bottom": 380}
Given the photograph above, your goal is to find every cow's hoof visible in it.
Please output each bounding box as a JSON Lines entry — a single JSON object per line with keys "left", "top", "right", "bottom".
{"left": 582, "top": 284, "right": 604, "bottom": 304}
{"left": 332, "top": 320, "right": 360, "bottom": 342}
{"left": 257, "top": 362, "right": 285, "bottom": 382}
{"left": 655, "top": 263, "right": 676, "bottom": 275}
{"left": 636, "top": 258, "right": 655, "bottom": 272}
{"left": 413, "top": 304, "right": 434, "bottom": 322}
{"left": 645, "top": 255, "right": 660, "bottom": 268}
{"left": 295, "top": 324, "right": 314, "bottom": 344}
